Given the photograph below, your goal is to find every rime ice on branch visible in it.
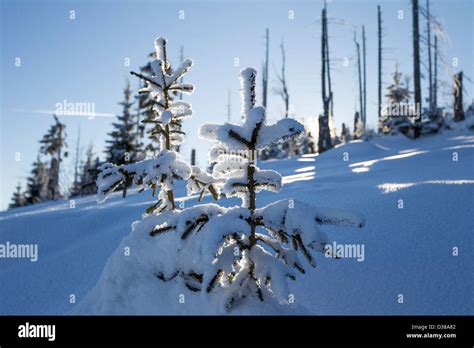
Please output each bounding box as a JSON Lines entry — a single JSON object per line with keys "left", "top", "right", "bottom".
{"left": 96, "top": 37, "right": 216, "bottom": 214}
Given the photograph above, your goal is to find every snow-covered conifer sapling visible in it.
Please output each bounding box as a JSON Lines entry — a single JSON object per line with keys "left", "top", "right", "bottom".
{"left": 96, "top": 37, "right": 217, "bottom": 214}
{"left": 196, "top": 68, "right": 365, "bottom": 310}
{"left": 91, "top": 39, "right": 365, "bottom": 314}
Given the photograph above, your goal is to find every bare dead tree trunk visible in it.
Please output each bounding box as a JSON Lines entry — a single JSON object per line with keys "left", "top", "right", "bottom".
{"left": 318, "top": 6, "right": 331, "bottom": 153}
{"left": 262, "top": 28, "right": 269, "bottom": 109}
{"left": 426, "top": 0, "right": 433, "bottom": 117}
{"left": 274, "top": 41, "right": 293, "bottom": 156}
{"left": 322, "top": 9, "right": 327, "bottom": 118}
{"left": 453, "top": 71, "right": 465, "bottom": 122}
{"left": 412, "top": 0, "right": 422, "bottom": 138}
{"left": 341, "top": 122, "right": 347, "bottom": 142}
{"left": 377, "top": 5, "right": 383, "bottom": 133}
{"left": 434, "top": 35, "right": 438, "bottom": 111}
{"left": 355, "top": 33, "right": 363, "bottom": 133}
{"left": 275, "top": 41, "right": 290, "bottom": 118}
{"left": 362, "top": 25, "right": 367, "bottom": 130}
{"left": 191, "top": 148, "right": 196, "bottom": 166}
{"left": 353, "top": 111, "right": 361, "bottom": 140}
{"left": 324, "top": 2, "right": 334, "bottom": 137}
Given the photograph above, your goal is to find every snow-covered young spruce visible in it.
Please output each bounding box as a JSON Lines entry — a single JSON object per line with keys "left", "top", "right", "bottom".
{"left": 82, "top": 37, "right": 225, "bottom": 311}
{"left": 80, "top": 45, "right": 364, "bottom": 314}
{"left": 195, "top": 68, "right": 365, "bottom": 310}
{"left": 96, "top": 37, "right": 217, "bottom": 214}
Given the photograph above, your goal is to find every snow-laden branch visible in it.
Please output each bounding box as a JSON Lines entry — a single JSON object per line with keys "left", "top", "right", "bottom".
{"left": 257, "top": 198, "right": 365, "bottom": 252}
{"left": 200, "top": 90, "right": 303, "bottom": 151}
{"left": 187, "top": 166, "right": 219, "bottom": 201}
{"left": 96, "top": 150, "right": 191, "bottom": 204}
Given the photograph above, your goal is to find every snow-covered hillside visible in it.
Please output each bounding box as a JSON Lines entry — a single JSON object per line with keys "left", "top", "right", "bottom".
{"left": 1, "top": 126, "right": 473, "bottom": 315}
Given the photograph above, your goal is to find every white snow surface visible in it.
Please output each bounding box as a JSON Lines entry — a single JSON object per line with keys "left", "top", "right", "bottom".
{"left": 1, "top": 126, "right": 473, "bottom": 315}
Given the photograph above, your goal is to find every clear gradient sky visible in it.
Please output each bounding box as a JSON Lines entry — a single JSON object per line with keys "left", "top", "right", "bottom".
{"left": 1, "top": 0, "right": 473, "bottom": 210}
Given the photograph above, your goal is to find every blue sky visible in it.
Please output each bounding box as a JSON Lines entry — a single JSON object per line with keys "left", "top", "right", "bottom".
{"left": 1, "top": 0, "right": 473, "bottom": 210}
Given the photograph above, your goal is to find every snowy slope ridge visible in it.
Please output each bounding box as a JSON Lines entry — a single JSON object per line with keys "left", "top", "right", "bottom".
{"left": 1, "top": 124, "right": 473, "bottom": 314}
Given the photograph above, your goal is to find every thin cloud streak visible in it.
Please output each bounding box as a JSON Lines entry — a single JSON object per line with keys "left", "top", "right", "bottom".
{"left": 11, "top": 108, "right": 115, "bottom": 118}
